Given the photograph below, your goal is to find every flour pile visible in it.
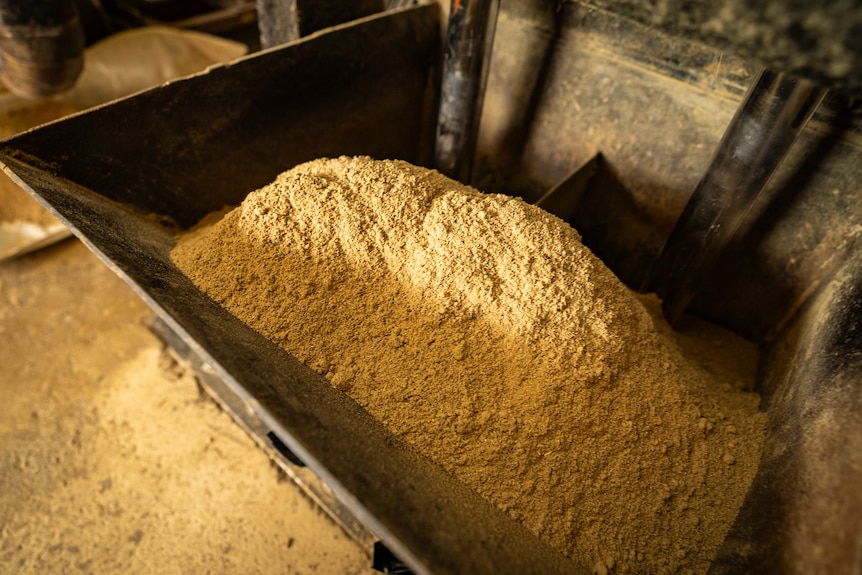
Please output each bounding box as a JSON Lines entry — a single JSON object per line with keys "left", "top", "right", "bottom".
{"left": 171, "top": 156, "right": 765, "bottom": 574}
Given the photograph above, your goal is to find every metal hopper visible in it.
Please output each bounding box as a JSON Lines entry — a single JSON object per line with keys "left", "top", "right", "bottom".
{"left": 1, "top": 2, "right": 861, "bottom": 574}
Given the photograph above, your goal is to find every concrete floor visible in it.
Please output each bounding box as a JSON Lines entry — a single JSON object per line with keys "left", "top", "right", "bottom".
{"left": 0, "top": 238, "right": 376, "bottom": 574}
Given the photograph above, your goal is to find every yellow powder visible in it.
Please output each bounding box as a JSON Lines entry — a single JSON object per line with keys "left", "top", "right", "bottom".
{"left": 171, "top": 156, "right": 766, "bottom": 574}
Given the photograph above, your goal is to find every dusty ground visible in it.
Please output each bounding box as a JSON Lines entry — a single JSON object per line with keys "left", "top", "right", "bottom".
{"left": 0, "top": 238, "right": 375, "bottom": 574}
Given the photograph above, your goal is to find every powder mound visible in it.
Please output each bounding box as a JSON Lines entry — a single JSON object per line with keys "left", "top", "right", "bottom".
{"left": 172, "top": 156, "right": 766, "bottom": 574}
{"left": 239, "top": 157, "right": 651, "bottom": 372}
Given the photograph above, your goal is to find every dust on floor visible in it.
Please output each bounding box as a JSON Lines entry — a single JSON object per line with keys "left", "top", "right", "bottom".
{"left": 0, "top": 239, "right": 375, "bottom": 574}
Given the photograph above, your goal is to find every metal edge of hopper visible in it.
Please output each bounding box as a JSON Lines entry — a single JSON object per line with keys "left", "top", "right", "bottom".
{"left": 710, "top": 243, "right": 862, "bottom": 574}
{"left": 148, "top": 315, "right": 380, "bottom": 554}
{"left": 535, "top": 155, "right": 599, "bottom": 223}
{"left": 0, "top": 5, "right": 585, "bottom": 575}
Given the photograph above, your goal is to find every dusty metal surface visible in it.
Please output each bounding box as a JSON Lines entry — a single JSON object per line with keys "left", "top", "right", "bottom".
{"left": 0, "top": 7, "right": 583, "bottom": 574}
{"left": 712, "top": 247, "right": 862, "bottom": 575}
{"left": 644, "top": 70, "right": 827, "bottom": 324}
{"left": 480, "top": 1, "right": 862, "bottom": 343}
{"left": 578, "top": 0, "right": 862, "bottom": 95}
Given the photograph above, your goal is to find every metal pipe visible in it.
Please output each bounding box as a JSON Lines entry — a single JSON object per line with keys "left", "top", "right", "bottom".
{"left": 643, "top": 69, "right": 827, "bottom": 325}
{"left": 256, "top": 0, "right": 300, "bottom": 47}
{"left": 434, "top": 0, "right": 500, "bottom": 184}
{"left": 0, "top": 0, "right": 85, "bottom": 99}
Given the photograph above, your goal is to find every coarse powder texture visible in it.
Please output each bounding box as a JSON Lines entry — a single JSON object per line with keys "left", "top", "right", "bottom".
{"left": 171, "top": 156, "right": 766, "bottom": 574}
